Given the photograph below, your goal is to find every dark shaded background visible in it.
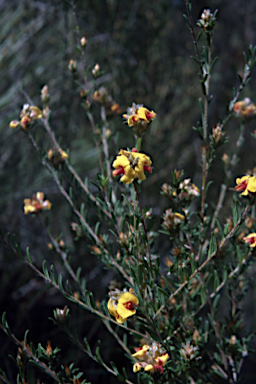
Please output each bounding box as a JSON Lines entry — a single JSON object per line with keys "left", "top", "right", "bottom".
{"left": 1, "top": 0, "right": 256, "bottom": 382}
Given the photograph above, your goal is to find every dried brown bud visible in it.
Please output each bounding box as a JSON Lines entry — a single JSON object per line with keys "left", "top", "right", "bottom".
{"left": 55, "top": 306, "right": 68, "bottom": 322}
{"left": 46, "top": 341, "right": 52, "bottom": 356}
{"left": 212, "top": 124, "right": 225, "bottom": 145}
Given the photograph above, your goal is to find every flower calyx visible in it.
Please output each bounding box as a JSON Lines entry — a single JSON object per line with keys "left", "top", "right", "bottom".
{"left": 233, "top": 98, "right": 256, "bottom": 118}
{"left": 10, "top": 103, "right": 42, "bottom": 130}
{"left": 132, "top": 342, "right": 169, "bottom": 374}
{"left": 23, "top": 192, "right": 52, "bottom": 215}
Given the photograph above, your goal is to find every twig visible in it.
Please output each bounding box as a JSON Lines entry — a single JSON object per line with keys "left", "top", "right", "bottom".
{"left": 154, "top": 203, "right": 251, "bottom": 319}
{"left": 67, "top": 328, "right": 134, "bottom": 384}
{"left": 211, "top": 121, "right": 245, "bottom": 230}
{"left": 27, "top": 131, "right": 133, "bottom": 285}
{"left": 21, "top": 89, "right": 112, "bottom": 220}
{"left": 0, "top": 230, "right": 144, "bottom": 339}
{"left": 166, "top": 247, "right": 252, "bottom": 343}
{"left": 43, "top": 116, "right": 111, "bottom": 219}
{"left": 102, "top": 319, "right": 131, "bottom": 356}
{"left": 0, "top": 323, "right": 59, "bottom": 382}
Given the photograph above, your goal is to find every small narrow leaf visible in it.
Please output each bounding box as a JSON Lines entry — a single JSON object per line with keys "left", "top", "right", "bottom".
{"left": 208, "top": 232, "right": 217, "bottom": 257}
{"left": 42, "top": 260, "right": 50, "bottom": 279}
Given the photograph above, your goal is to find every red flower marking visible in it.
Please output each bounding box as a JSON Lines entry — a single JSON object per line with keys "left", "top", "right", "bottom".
{"left": 34, "top": 203, "right": 42, "bottom": 211}
{"left": 154, "top": 365, "right": 164, "bottom": 374}
{"left": 113, "top": 167, "right": 125, "bottom": 177}
{"left": 235, "top": 179, "right": 248, "bottom": 192}
{"left": 124, "top": 301, "right": 136, "bottom": 310}
{"left": 145, "top": 111, "right": 156, "bottom": 120}
{"left": 144, "top": 165, "right": 152, "bottom": 173}
{"left": 247, "top": 236, "right": 256, "bottom": 245}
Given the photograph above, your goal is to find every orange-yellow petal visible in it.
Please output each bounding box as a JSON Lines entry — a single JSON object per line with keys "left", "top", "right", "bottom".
{"left": 235, "top": 176, "right": 250, "bottom": 195}
{"left": 137, "top": 107, "right": 156, "bottom": 122}
{"left": 113, "top": 154, "right": 130, "bottom": 169}
{"left": 120, "top": 167, "right": 135, "bottom": 184}
{"left": 247, "top": 176, "right": 256, "bottom": 193}
{"left": 117, "top": 292, "right": 139, "bottom": 319}
{"left": 144, "top": 364, "right": 154, "bottom": 372}
{"left": 155, "top": 353, "right": 169, "bottom": 366}
{"left": 133, "top": 363, "right": 142, "bottom": 372}
{"left": 30, "top": 106, "right": 42, "bottom": 119}
{"left": 132, "top": 345, "right": 150, "bottom": 359}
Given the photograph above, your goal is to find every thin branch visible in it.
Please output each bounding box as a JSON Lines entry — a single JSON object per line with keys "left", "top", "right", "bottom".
{"left": 154, "top": 203, "right": 251, "bottom": 319}
{"left": 27, "top": 131, "right": 133, "bottom": 285}
{"left": 0, "top": 324, "right": 59, "bottom": 382}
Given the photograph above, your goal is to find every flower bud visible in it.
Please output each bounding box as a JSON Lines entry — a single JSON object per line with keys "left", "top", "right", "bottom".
{"left": 46, "top": 341, "right": 52, "bottom": 356}
{"left": 68, "top": 59, "right": 77, "bottom": 72}
{"left": 41, "top": 85, "right": 49, "bottom": 103}
{"left": 92, "top": 63, "right": 100, "bottom": 78}
{"left": 80, "top": 37, "right": 87, "bottom": 46}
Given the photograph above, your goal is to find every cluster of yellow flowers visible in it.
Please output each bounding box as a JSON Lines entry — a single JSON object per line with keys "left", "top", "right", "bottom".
{"left": 112, "top": 148, "right": 152, "bottom": 185}
{"left": 9, "top": 104, "right": 42, "bottom": 130}
{"left": 122, "top": 103, "right": 156, "bottom": 137}
{"left": 132, "top": 342, "right": 169, "bottom": 374}
{"left": 233, "top": 98, "right": 256, "bottom": 118}
{"left": 111, "top": 103, "right": 156, "bottom": 184}
{"left": 23, "top": 192, "right": 52, "bottom": 215}
{"left": 48, "top": 147, "right": 69, "bottom": 167}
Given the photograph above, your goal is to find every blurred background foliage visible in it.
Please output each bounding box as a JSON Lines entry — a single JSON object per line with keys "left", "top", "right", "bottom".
{"left": 1, "top": 0, "right": 256, "bottom": 382}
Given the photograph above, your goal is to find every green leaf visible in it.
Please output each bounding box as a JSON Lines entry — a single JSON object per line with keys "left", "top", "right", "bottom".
{"left": 183, "top": 13, "right": 190, "bottom": 26}
{"left": 200, "top": 285, "right": 207, "bottom": 305}
{"left": 215, "top": 219, "right": 224, "bottom": 237}
{"left": 223, "top": 222, "right": 230, "bottom": 236}
{"left": 236, "top": 245, "right": 244, "bottom": 265}
{"left": 209, "top": 57, "right": 219, "bottom": 74}
{"left": 213, "top": 270, "right": 220, "bottom": 293}
{"left": 208, "top": 232, "right": 217, "bottom": 257}
{"left": 42, "top": 260, "right": 50, "bottom": 280}
{"left": 26, "top": 247, "right": 33, "bottom": 264}
{"left": 76, "top": 267, "right": 82, "bottom": 281}
{"left": 69, "top": 186, "right": 73, "bottom": 200}
{"left": 50, "top": 264, "right": 56, "bottom": 284}
{"left": 213, "top": 294, "right": 220, "bottom": 311}
{"left": 196, "top": 30, "right": 202, "bottom": 42}
{"left": 189, "top": 253, "right": 197, "bottom": 273}
{"left": 233, "top": 199, "right": 241, "bottom": 226}
{"left": 58, "top": 274, "right": 64, "bottom": 292}
{"left": 24, "top": 329, "right": 29, "bottom": 346}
